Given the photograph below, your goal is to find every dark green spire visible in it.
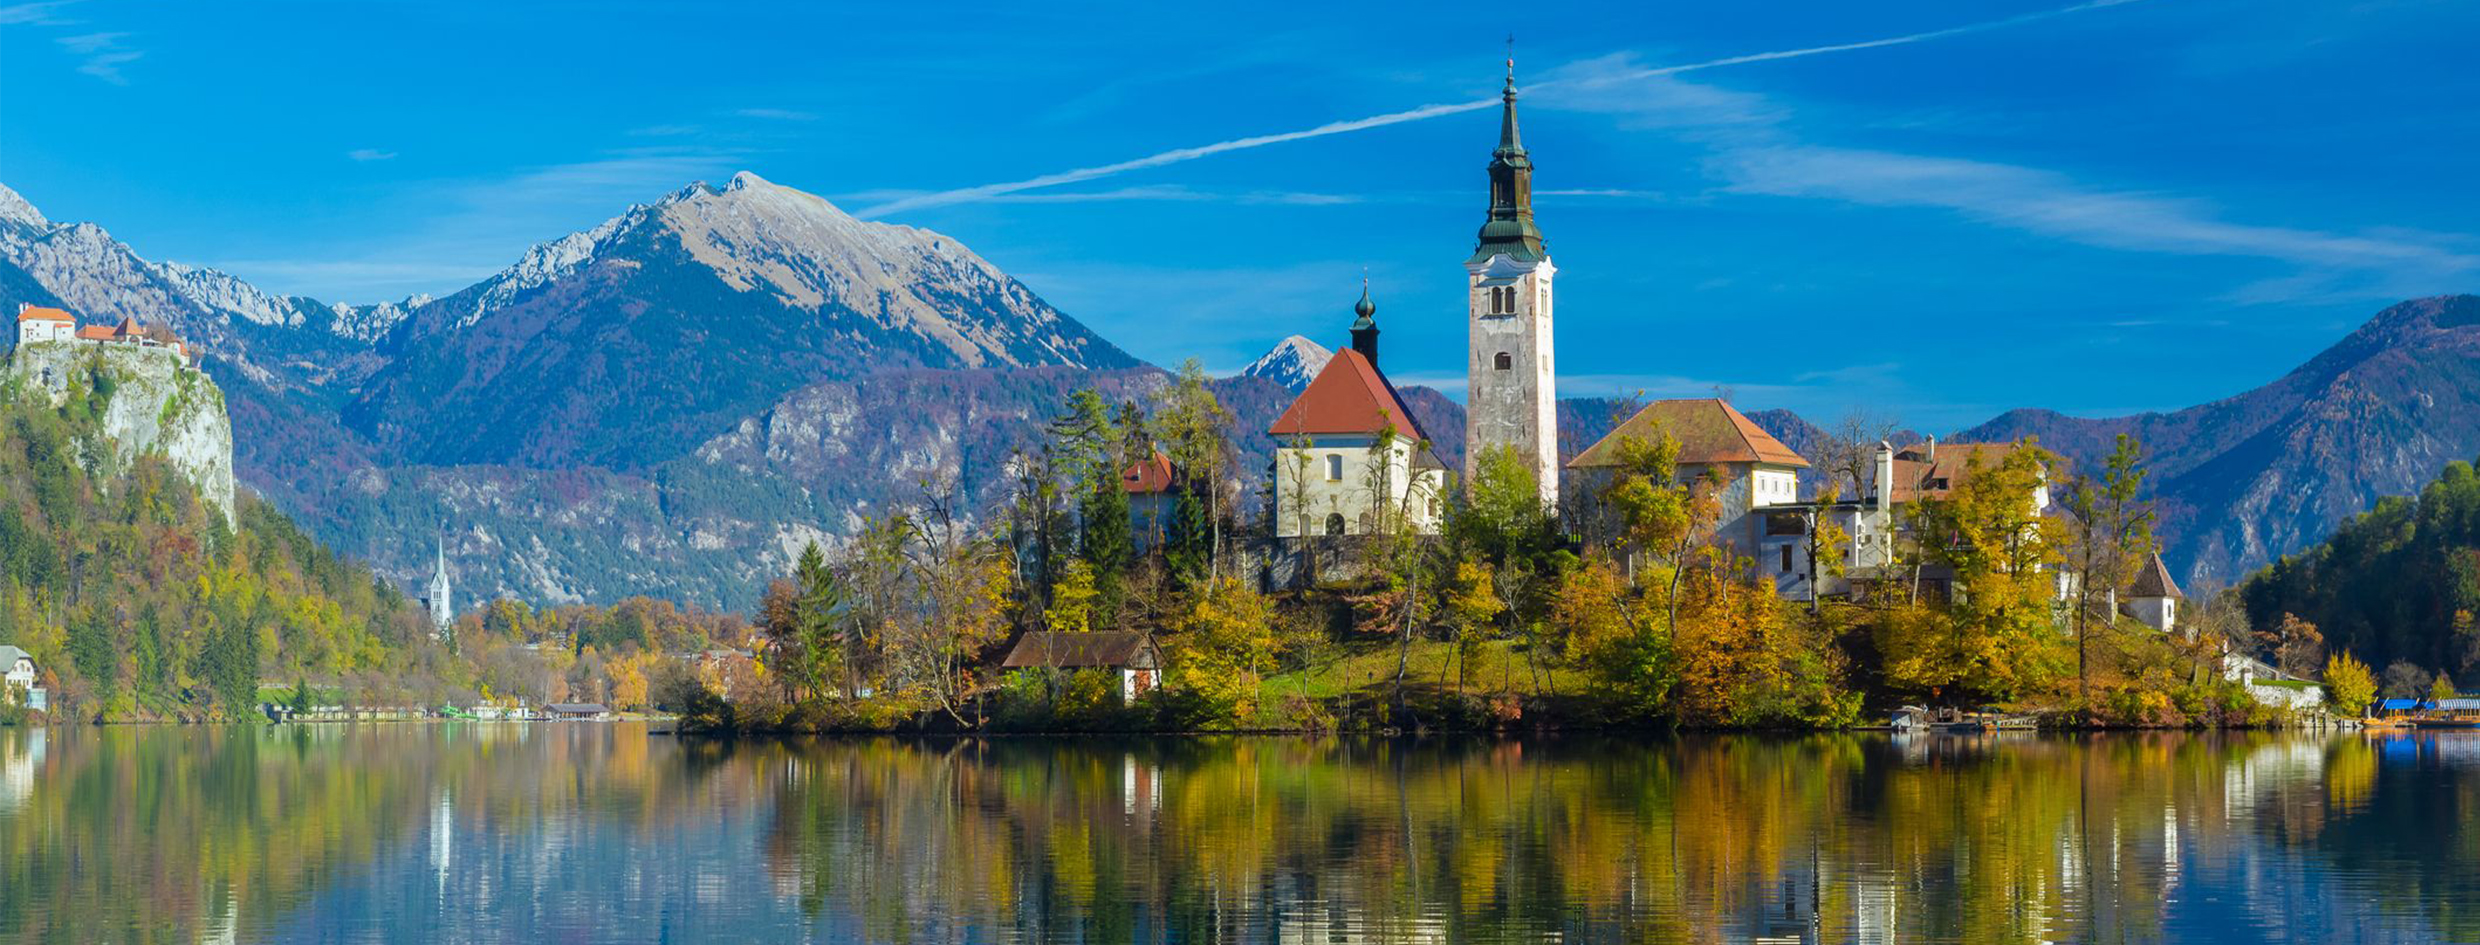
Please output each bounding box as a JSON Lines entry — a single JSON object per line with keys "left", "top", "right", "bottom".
{"left": 1350, "top": 277, "right": 1380, "bottom": 365}
{"left": 1470, "top": 59, "right": 1546, "bottom": 264}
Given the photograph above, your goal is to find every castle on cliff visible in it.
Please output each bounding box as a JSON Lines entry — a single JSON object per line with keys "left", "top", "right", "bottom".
{"left": 15, "top": 303, "right": 196, "bottom": 368}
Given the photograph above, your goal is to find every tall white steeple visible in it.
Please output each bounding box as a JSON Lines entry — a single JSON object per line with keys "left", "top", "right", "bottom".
{"left": 427, "top": 526, "right": 453, "bottom": 639}
{"left": 1464, "top": 57, "right": 1559, "bottom": 505}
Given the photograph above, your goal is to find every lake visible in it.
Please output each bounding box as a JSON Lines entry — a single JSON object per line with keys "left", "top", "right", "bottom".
{"left": 0, "top": 725, "right": 2471, "bottom": 943}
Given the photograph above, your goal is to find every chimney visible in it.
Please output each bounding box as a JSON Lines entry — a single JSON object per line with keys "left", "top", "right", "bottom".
{"left": 1874, "top": 441, "right": 1894, "bottom": 512}
{"left": 1925, "top": 434, "right": 1937, "bottom": 467}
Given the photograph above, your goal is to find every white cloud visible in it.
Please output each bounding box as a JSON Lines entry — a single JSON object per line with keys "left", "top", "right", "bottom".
{"left": 855, "top": 1, "right": 2149, "bottom": 219}
{"left": 845, "top": 184, "right": 1363, "bottom": 207}
{"left": 1716, "top": 145, "right": 2480, "bottom": 297}
{"left": 347, "top": 148, "right": 398, "bottom": 162}
{"left": 734, "top": 108, "right": 815, "bottom": 121}
{"left": 0, "top": 1, "right": 78, "bottom": 26}
{"left": 55, "top": 30, "right": 138, "bottom": 84}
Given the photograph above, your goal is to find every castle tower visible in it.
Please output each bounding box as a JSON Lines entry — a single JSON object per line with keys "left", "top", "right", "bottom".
{"left": 427, "top": 527, "right": 454, "bottom": 639}
{"left": 1464, "top": 59, "right": 1558, "bottom": 505}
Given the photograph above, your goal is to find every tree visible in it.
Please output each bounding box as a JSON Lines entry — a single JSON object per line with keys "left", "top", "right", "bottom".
{"left": 1153, "top": 361, "right": 1233, "bottom": 583}
{"left": 1798, "top": 485, "right": 1852, "bottom": 614}
{"left": 1442, "top": 560, "right": 1506, "bottom": 694}
{"left": 792, "top": 540, "right": 849, "bottom": 700}
{"left": 1813, "top": 408, "right": 1903, "bottom": 499}
{"left": 1597, "top": 427, "right": 1723, "bottom": 642}
{"left": 2381, "top": 660, "right": 2435, "bottom": 700}
{"left": 1044, "top": 560, "right": 1099, "bottom": 634}
{"left": 2323, "top": 652, "right": 2375, "bottom": 717}
{"left": 2434, "top": 673, "right": 2460, "bottom": 703}
{"left": 1892, "top": 441, "right": 2066, "bottom": 703}
{"left": 2065, "top": 434, "right": 2155, "bottom": 701}
{"left": 2258, "top": 612, "right": 2325, "bottom": 680}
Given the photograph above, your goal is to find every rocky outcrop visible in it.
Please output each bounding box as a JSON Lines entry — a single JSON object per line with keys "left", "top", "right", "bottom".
{"left": 7, "top": 342, "right": 236, "bottom": 522}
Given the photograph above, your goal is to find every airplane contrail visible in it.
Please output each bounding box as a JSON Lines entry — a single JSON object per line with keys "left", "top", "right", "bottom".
{"left": 854, "top": 0, "right": 2147, "bottom": 220}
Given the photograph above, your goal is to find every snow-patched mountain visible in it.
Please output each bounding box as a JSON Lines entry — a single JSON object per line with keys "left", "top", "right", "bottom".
{"left": 345, "top": 171, "right": 1139, "bottom": 469}
{"left": 1239, "top": 335, "right": 1333, "bottom": 392}
{"left": 0, "top": 182, "right": 402, "bottom": 358}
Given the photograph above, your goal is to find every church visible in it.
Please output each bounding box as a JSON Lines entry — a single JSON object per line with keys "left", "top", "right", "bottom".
{"left": 1267, "top": 62, "right": 1558, "bottom": 537}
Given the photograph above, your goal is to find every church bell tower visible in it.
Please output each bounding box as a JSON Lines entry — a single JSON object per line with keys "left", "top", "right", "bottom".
{"left": 1464, "top": 59, "right": 1558, "bottom": 506}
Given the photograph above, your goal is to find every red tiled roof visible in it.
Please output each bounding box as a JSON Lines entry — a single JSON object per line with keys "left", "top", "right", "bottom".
{"left": 1569, "top": 398, "right": 1809, "bottom": 469}
{"left": 1266, "top": 348, "right": 1425, "bottom": 441}
{"left": 16, "top": 305, "right": 71, "bottom": 323}
{"left": 73, "top": 325, "right": 115, "bottom": 341}
{"left": 1122, "top": 451, "right": 1176, "bottom": 494}
{"left": 1892, "top": 442, "right": 2026, "bottom": 499}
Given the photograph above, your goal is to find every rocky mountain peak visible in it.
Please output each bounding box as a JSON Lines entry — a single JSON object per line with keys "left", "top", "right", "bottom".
{"left": 0, "top": 183, "right": 47, "bottom": 229}
{"left": 1240, "top": 335, "right": 1333, "bottom": 392}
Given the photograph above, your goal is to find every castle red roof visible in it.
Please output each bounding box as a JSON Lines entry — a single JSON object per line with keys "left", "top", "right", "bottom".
{"left": 1266, "top": 348, "right": 1425, "bottom": 441}
{"left": 16, "top": 305, "right": 71, "bottom": 323}
{"left": 73, "top": 325, "right": 115, "bottom": 341}
{"left": 1121, "top": 451, "right": 1177, "bottom": 494}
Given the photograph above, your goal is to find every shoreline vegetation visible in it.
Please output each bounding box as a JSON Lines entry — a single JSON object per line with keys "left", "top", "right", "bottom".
{"left": 658, "top": 366, "right": 2363, "bottom": 738}
{"left": 9, "top": 360, "right": 2456, "bottom": 737}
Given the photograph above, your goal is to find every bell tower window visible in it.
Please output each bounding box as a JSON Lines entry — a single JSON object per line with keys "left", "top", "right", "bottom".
{"left": 1494, "top": 352, "right": 1512, "bottom": 371}
{"left": 1325, "top": 454, "right": 1344, "bottom": 481}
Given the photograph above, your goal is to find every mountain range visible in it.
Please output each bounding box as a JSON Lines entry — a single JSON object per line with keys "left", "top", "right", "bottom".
{"left": 0, "top": 174, "right": 2468, "bottom": 606}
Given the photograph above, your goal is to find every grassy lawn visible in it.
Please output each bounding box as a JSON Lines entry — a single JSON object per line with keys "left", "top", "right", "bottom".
{"left": 1245, "top": 638, "right": 1597, "bottom": 730}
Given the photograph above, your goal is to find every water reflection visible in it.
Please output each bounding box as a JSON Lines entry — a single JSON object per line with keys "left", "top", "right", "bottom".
{"left": 1, "top": 726, "right": 2475, "bottom": 943}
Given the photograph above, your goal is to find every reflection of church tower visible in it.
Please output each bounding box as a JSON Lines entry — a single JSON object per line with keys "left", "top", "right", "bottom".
{"left": 427, "top": 527, "right": 453, "bottom": 639}
{"left": 1464, "top": 57, "right": 1558, "bottom": 505}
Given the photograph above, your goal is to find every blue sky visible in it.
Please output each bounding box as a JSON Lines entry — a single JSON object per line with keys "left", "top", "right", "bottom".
{"left": 4, "top": 0, "right": 2475, "bottom": 433}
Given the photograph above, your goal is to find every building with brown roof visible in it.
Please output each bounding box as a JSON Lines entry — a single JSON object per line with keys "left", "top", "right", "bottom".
{"left": 2121, "top": 551, "right": 2184, "bottom": 632}
{"left": 14, "top": 303, "right": 196, "bottom": 367}
{"left": 1001, "top": 631, "right": 1163, "bottom": 703}
{"left": 1568, "top": 398, "right": 1811, "bottom": 569}
{"left": 1266, "top": 286, "right": 1446, "bottom": 539}
{"left": 15, "top": 305, "right": 74, "bottom": 346}
{"left": 1121, "top": 450, "right": 1181, "bottom": 554}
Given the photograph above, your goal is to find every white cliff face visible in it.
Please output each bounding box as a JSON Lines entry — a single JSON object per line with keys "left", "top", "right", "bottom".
{"left": 6, "top": 342, "right": 237, "bottom": 523}
{"left": 1240, "top": 335, "right": 1333, "bottom": 392}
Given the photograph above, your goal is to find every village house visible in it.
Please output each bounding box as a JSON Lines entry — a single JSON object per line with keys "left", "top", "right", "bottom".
{"left": 1567, "top": 398, "right": 1810, "bottom": 575}
{"left": 1266, "top": 285, "right": 1447, "bottom": 540}
{"left": 1001, "top": 630, "right": 1163, "bottom": 704}
{"left": 1121, "top": 450, "right": 1181, "bottom": 554}
{"left": 1, "top": 645, "right": 45, "bottom": 714}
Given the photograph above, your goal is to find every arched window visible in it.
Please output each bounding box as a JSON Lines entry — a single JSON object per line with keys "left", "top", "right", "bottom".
{"left": 1324, "top": 513, "right": 1346, "bottom": 536}
{"left": 1494, "top": 352, "right": 1512, "bottom": 371}
{"left": 1325, "top": 454, "right": 1344, "bottom": 481}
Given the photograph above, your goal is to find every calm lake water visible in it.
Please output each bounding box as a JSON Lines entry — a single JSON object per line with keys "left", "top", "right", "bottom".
{"left": 1, "top": 725, "right": 2474, "bottom": 944}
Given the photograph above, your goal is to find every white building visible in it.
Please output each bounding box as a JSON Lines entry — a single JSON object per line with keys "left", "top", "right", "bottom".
{"left": 0, "top": 645, "right": 43, "bottom": 713}
{"left": 1463, "top": 63, "right": 1560, "bottom": 508}
{"left": 1567, "top": 398, "right": 1811, "bottom": 574}
{"left": 1267, "top": 286, "right": 1447, "bottom": 539}
{"left": 2122, "top": 551, "right": 2184, "bottom": 632}
{"left": 15, "top": 305, "right": 74, "bottom": 346}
